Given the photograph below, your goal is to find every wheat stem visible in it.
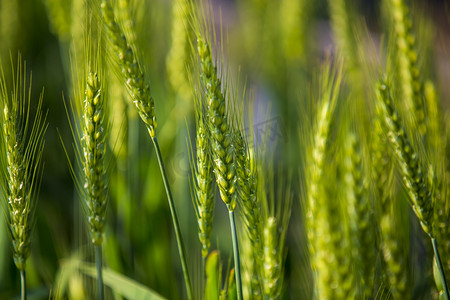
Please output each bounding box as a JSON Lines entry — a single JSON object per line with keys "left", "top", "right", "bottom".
{"left": 229, "top": 210, "right": 243, "bottom": 300}
{"left": 95, "top": 245, "right": 104, "bottom": 300}
{"left": 151, "top": 136, "right": 193, "bottom": 300}
{"left": 202, "top": 255, "right": 206, "bottom": 297}
{"left": 20, "top": 269, "right": 26, "bottom": 300}
{"left": 433, "top": 238, "right": 450, "bottom": 300}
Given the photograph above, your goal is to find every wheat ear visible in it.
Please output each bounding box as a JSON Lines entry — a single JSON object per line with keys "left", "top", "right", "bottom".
{"left": 258, "top": 147, "right": 292, "bottom": 300}
{"left": 101, "top": 0, "right": 156, "bottom": 137}
{"left": 83, "top": 72, "right": 108, "bottom": 300}
{"left": 306, "top": 62, "right": 354, "bottom": 299}
{"left": 372, "top": 117, "right": 411, "bottom": 299}
{"left": 167, "top": 0, "right": 193, "bottom": 104}
{"left": 82, "top": 72, "right": 107, "bottom": 247}
{"left": 234, "top": 128, "right": 263, "bottom": 297}
{"left": 0, "top": 57, "right": 47, "bottom": 300}
{"left": 344, "top": 131, "right": 375, "bottom": 297}
{"left": 376, "top": 79, "right": 432, "bottom": 234}
{"left": 196, "top": 28, "right": 242, "bottom": 298}
{"left": 101, "top": 1, "right": 193, "bottom": 297}
{"left": 389, "top": 0, "right": 425, "bottom": 136}
{"left": 189, "top": 87, "right": 215, "bottom": 259}
{"left": 197, "top": 35, "right": 237, "bottom": 211}
{"left": 377, "top": 79, "right": 449, "bottom": 299}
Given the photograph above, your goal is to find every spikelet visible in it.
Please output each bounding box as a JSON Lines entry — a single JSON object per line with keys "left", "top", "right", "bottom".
{"left": 0, "top": 58, "right": 47, "bottom": 271}
{"left": 388, "top": 0, "right": 425, "bottom": 135}
{"left": 101, "top": 0, "right": 156, "bottom": 137}
{"left": 376, "top": 79, "right": 433, "bottom": 236}
{"left": 82, "top": 72, "right": 108, "bottom": 246}
{"left": 196, "top": 34, "right": 236, "bottom": 211}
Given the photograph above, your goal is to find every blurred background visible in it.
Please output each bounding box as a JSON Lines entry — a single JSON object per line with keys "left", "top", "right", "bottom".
{"left": 0, "top": 0, "right": 449, "bottom": 299}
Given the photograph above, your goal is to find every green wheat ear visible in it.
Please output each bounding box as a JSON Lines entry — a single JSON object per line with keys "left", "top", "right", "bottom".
{"left": 82, "top": 72, "right": 108, "bottom": 246}
{"left": 343, "top": 131, "right": 375, "bottom": 297}
{"left": 0, "top": 56, "right": 47, "bottom": 300}
{"left": 371, "top": 117, "right": 411, "bottom": 299}
{"left": 188, "top": 84, "right": 215, "bottom": 259}
{"left": 388, "top": 0, "right": 425, "bottom": 136}
{"left": 101, "top": 0, "right": 156, "bottom": 137}
{"left": 0, "top": 57, "right": 47, "bottom": 271}
{"left": 196, "top": 34, "right": 237, "bottom": 211}
{"left": 376, "top": 78, "right": 433, "bottom": 235}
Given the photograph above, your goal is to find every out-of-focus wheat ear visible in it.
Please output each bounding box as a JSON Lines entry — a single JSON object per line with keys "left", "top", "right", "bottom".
{"left": 260, "top": 163, "right": 292, "bottom": 299}
{"left": 305, "top": 60, "right": 354, "bottom": 299}
{"left": 424, "top": 80, "right": 444, "bottom": 166}
{"left": 379, "top": 204, "right": 411, "bottom": 299}
{"left": 279, "top": 0, "right": 309, "bottom": 64}
{"left": 344, "top": 131, "right": 375, "bottom": 297}
{"left": 44, "top": 0, "right": 72, "bottom": 41}
{"left": 0, "top": 56, "right": 47, "bottom": 300}
{"left": 306, "top": 61, "right": 342, "bottom": 266}
{"left": 371, "top": 117, "right": 411, "bottom": 299}
{"left": 167, "top": 0, "right": 194, "bottom": 105}
{"left": 100, "top": 0, "right": 156, "bottom": 137}
{"left": 388, "top": 0, "right": 426, "bottom": 136}
{"left": 328, "top": 0, "right": 358, "bottom": 71}
{"left": 107, "top": 71, "right": 129, "bottom": 166}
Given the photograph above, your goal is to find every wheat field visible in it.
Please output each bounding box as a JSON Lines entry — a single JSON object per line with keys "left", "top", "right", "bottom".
{"left": 0, "top": 0, "right": 450, "bottom": 299}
